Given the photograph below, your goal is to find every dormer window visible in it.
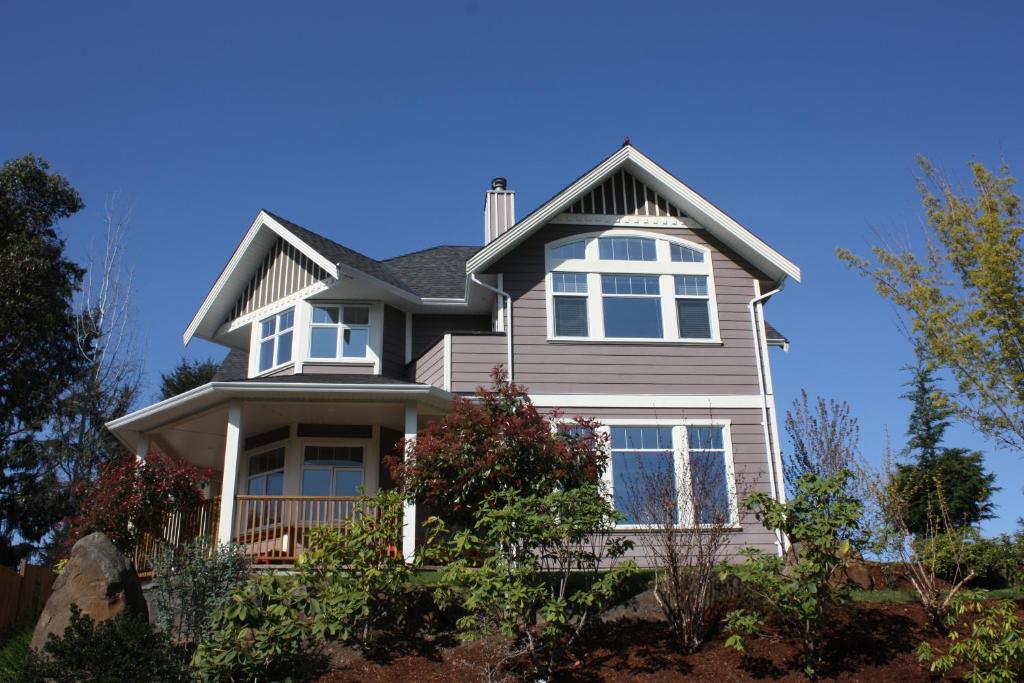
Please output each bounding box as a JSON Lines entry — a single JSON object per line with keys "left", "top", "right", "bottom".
{"left": 257, "top": 308, "right": 294, "bottom": 372}
{"left": 545, "top": 231, "right": 720, "bottom": 343}
{"left": 309, "top": 304, "right": 371, "bottom": 359}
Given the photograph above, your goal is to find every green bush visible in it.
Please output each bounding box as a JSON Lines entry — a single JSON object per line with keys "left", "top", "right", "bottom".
{"left": 924, "top": 530, "right": 1024, "bottom": 588}
{"left": 191, "top": 573, "right": 323, "bottom": 682}
{"left": 151, "top": 537, "right": 250, "bottom": 651}
{"left": 722, "top": 470, "right": 863, "bottom": 678}
{"left": 0, "top": 626, "right": 31, "bottom": 683}
{"left": 21, "top": 605, "right": 188, "bottom": 682}
{"left": 917, "top": 589, "right": 1024, "bottom": 682}
{"left": 428, "top": 484, "right": 636, "bottom": 680}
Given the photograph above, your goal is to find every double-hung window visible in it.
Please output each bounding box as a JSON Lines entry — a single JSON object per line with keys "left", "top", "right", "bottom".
{"left": 257, "top": 308, "right": 294, "bottom": 372}
{"left": 309, "top": 305, "right": 371, "bottom": 359}
{"left": 606, "top": 423, "right": 735, "bottom": 527}
{"left": 546, "top": 232, "right": 718, "bottom": 342}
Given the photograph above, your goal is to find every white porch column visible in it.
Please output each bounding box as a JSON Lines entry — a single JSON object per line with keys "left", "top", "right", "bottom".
{"left": 135, "top": 433, "right": 150, "bottom": 461}
{"left": 402, "top": 402, "right": 418, "bottom": 563}
{"left": 217, "top": 400, "right": 243, "bottom": 546}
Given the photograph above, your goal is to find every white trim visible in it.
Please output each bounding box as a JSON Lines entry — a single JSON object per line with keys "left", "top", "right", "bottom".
{"left": 552, "top": 213, "right": 699, "bottom": 229}
{"left": 466, "top": 146, "right": 801, "bottom": 283}
{"left": 217, "top": 400, "right": 243, "bottom": 546}
{"left": 442, "top": 333, "right": 452, "bottom": 391}
{"left": 402, "top": 402, "right": 418, "bottom": 563}
{"left": 528, "top": 394, "right": 764, "bottom": 409}
{"left": 218, "top": 280, "right": 331, "bottom": 337}
{"left": 250, "top": 307, "right": 296, "bottom": 377}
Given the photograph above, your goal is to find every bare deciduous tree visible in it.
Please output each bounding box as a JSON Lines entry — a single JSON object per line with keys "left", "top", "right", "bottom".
{"left": 784, "top": 389, "right": 861, "bottom": 496}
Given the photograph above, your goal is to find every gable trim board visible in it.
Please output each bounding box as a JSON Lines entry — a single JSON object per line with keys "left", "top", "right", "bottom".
{"left": 227, "top": 236, "right": 330, "bottom": 322}
{"left": 467, "top": 145, "right": 801, "bottom": 284}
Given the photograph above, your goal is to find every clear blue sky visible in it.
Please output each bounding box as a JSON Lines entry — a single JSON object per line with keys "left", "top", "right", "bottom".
{"left": 3, "top": 2, "right": 1022, "bottom": 533}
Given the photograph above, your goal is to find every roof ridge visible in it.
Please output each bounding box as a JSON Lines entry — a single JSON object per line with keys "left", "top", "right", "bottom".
{"left": 382, "top": 244, "right": 480, "bottom": 261}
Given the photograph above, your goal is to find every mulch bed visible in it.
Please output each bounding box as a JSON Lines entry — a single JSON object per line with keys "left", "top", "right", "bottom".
{"left": 315, "top": 599, "right": 966, "bottom": 682}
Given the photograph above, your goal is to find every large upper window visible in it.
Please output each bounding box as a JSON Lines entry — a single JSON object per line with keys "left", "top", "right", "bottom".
{"left": 309, "top": 305, "right": 371, "bottom": 359}
{"left": 257, "top": 308, "right": 294, "bottom": 372}
{"left": 606, "top": 424, "right": 735, "bottom": 527}
{"left": 546, "top": 232, "right": 718, "bottom": 342}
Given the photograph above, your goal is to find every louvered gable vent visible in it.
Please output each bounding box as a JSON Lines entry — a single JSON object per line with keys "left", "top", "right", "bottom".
{"left": 226, "top": 236, "right": 329, "bottom": 322}
{"left": 567, "top": 169, "right": 687, "bottom": 218}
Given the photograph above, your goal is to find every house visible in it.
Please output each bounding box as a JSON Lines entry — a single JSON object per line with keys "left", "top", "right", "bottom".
{"left": 106, "top": 143, "right": 800, "bottom": 569}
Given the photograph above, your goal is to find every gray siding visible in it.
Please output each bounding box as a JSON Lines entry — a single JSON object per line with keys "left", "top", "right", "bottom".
{"left": 410, "top": 338, "right": 445, "bottom": 388}
{"left": 302, "top": 363, "right": 375, "bottom": 375}
{"left": 487, "top": 224, "right": 767, "bottom": 395}
{"left": 381, "top": 305, "right": 406, "bottom": 379}
{"left": 539, "top": 405, "right": 779, "bottom": 564}
{"left": 410, "top": 314, "right": 491, "bottom": 359}
{"left": 450, "top": 334, "right": 506, "bottom": 393}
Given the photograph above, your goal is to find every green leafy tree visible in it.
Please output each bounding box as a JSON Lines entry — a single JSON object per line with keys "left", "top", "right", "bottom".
{"left": 0, "top": 154, "right": 86, "bottom": 564}
{"left": 722, "top": 471, "right": 863, "bottom": 678}
{"left": 159, "top": 357, "right": 219, "bottom": 400}
{"left": 894, "top": 358, "right": 997, "bottom": 534}
{"left": 838, "top": 158, "right": 1024, "bottom": 450}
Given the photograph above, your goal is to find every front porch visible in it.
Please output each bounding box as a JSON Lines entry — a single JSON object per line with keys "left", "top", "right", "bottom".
{"left": 107, "top": 379, "right": 452, "bottom": 573}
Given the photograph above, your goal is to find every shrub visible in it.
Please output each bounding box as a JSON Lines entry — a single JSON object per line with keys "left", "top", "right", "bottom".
{"left": 386, "top": 368, "right": 606, "bottom": 527}
{"left": 21, "top": 605, "right": 188, "bottom": 682}
{"left": 296, "top": 489, "right": 412, "bottom": 645}
{"left": 150, "top": 537, "right": 250, "bottom": 651}
{"left": 191, "top": 573, "right": 323, "bottom": 682}
{"left": 917, "top": 589, "right": 1024, "bottom": 682}
{"left": 722, "top": 470, "right": 863, "bottom": 678}
{"left": 428, "top": 485, "right": 636, "bottom": 680}
{"left": 925, "top": 529, "right": 1024, "bottom": 589}
{"left": 0, "top": 626, "right": 31, "bottom": 683}
{"left": 71, "top": 452, "right": 209, "bottom": 554}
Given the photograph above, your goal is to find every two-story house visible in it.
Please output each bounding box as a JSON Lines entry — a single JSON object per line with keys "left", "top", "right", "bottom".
{"left": 107, "top": 143, "right": 800, "bottom": 568}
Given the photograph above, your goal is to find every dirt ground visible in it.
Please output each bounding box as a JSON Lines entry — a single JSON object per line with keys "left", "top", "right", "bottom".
{"left": 315, "top": 599, "right": 968, "bottom": 682}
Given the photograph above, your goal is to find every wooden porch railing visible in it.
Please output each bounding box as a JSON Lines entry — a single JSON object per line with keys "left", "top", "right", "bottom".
{"left": 133, "top": 497, "right": 221, "bottom": 577}
{"left": 231, "top": 495, "right": 371, "bottom": 565}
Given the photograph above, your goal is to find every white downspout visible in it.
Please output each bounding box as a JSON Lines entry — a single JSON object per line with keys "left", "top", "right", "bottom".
{"left": 469, "top": 274, "right": 513, "bottom": 380}
{"left": 748, "top": 278, "right": 786, "bottom": 555}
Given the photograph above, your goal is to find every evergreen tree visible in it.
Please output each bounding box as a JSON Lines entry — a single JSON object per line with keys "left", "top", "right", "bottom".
{"left": 159, "top": 357, "right": 219, "bottom": 400}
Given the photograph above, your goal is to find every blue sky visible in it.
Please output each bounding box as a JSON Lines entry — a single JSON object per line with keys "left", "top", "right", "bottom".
{"left": 3, "top": 2, "right": 1022, "bottom": 532}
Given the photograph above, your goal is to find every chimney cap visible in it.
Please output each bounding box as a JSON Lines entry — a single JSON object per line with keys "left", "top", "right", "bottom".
{"left": 490, "top": 177, "right": 508, "bottom": 191}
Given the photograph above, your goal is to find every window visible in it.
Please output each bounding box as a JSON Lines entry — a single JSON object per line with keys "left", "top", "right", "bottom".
{"left": 546, "top": 232, "right": 718, "bottom": 342}
{"left": 552, "top": 272, "right": 588, "bottom": 337}
{"left": 599, "top": 236, "right": 657, "bottom": 261}
{"left": 247, "top": 448, "right": 284, "bottom": 496}
{"left": 601, "top": 275, "right": 662, "bottom": 338}
{"left": 675, "top": 275, "right": 712, "bottom": 339}
{"left": 610, "top": 427, "right": 675, "bottom": 525}
{"left": 301, "top": 445, "right": 364, "bottom": 498}
{"left": 309, "top": 305, "right": 370, "bottom": 359}
{"left": 257, "top": 308, "right": 294, "bottom": 372}
{"left": 605, "top": 423, "right": 735, "bottom": 527}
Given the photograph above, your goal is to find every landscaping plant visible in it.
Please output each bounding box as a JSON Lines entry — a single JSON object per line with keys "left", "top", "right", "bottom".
{"left": 295, "top": 489, "right": 412, "bottom": 646}
{"left": 917, "top": 589, "right": 1024, "bottom": 682}
{"left": 428, "top": 485, "right": 636, "bottom": 681}
{"left": 722, "top": 470, "right": 863, "bottom": 678}
{"left": 150, "top": 536, "right": 250, "bottom": 653}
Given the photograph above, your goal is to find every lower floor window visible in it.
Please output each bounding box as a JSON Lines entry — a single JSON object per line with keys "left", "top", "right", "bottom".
{"left": 301, "top": 445, "right": 364, "bottom": 497}
{"left": 608, "top": 424, "right": 734, "bottom": 527}
{"left": 247, "top": 448, "right": 285, "bottom": 495}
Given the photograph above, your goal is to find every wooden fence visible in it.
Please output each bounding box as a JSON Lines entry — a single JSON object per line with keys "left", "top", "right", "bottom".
{"left": 0, "top": 560, "right": 55, "bottom": 631}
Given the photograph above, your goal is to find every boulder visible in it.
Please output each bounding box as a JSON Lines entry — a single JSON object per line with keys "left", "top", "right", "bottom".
{"left": 30, "top": 532, "right": 147, "bottom": 651}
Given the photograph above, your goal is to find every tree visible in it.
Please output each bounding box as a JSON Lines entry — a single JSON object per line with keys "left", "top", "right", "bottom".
{"left": 838, "top": 158, "right": 1024, "bottom": 451}
{"left": 159, "top": 357, "right": 219, "bottom": 400}
{"left": 0, "top": 154, "right": 86, "bottom": 564}
{"left": 783, "top": 389, "right": 861, "bottom": 497}
{"left": 386, "top": 368, "right": 606, "bottom": 527}
{"left": 894, "top": 358, "right": 997, "bottom": 534}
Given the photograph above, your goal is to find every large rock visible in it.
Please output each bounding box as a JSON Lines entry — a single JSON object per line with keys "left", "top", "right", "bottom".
{"left": 30, "top": 532, "right": 147, "bottom": 651}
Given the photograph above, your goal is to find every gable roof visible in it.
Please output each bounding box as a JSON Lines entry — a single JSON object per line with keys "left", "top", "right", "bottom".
{"left": 466, "top": 144, "right": 801, "bottom": 284}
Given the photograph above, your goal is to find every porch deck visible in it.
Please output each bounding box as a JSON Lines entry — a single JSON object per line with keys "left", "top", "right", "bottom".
{"left": 133, "top": 495, "right": 371, "bottom": 576}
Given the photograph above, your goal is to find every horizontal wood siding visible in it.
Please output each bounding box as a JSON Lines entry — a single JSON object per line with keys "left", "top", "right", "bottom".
{"left": 450, "top": 334, "right": 507, "bottom": 393}
{"left": 410, "top": 338, "right": 445, "bottom": 388}
{"left": 488, "top": 224, "right": 767, "bottom": 395}
{"left": 539, "top": 405, "right": 778, "bottom": 564}
{"left": 302, "top": 363, "right": 375, "bottom": 375}
{"left": 410, "top": 314, "right": 491, "bottom": 359}
{"left": 381, "top": 305, "right": 406, "bottom": 380}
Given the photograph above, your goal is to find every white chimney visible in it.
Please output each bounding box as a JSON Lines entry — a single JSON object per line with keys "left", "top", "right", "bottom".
{"left": 484, "top": 177, "right": 515, "bottom": 243}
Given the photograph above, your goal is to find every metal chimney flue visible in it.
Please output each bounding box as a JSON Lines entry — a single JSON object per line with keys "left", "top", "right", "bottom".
{"left": 484, "top": 177, "right": 515, "bottom": 244}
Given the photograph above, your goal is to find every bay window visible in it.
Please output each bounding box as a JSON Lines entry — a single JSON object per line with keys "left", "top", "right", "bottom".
{"left": 257, "top": 308, "right": 294, "bottom": 372}
{"left": 301, "top": 445, "right": 364, "bottom": 497}
{"left": 309, "top": 304, "right": 371, "bottom": 359}
{"left": 546, "top": 231, "right": 719, "bottom": 342}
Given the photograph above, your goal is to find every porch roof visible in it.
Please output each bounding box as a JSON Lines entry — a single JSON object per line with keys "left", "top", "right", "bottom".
{"left": 106, "top": 378, "right": 453, "bottom": 456}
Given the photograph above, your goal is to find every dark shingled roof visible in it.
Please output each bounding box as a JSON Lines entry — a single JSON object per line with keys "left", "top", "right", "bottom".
{"left": 212, "top": 348, "right": 249, "bottom": 382}
{"left": 764, "top": 321, "right": 788, "bottom": 346}
{"left": 383, "top": 246, "right": 480, "bottom": 299}
{"left": 263, "top": 210, "right": 477, "bottom": 299}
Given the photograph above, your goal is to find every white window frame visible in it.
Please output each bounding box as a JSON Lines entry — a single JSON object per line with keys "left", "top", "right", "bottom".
{"left": 308, "top": 303, "right": 373, "bottom": 361}
{"left": 600, "top": 418, "right": 738, "bottom": 530}
{"left": 245, "top": 444, "right": 286, "bottom": 496}
{"left": 544, "top": 230, "right": 721, "bottom": 344}
{"left": 252, "top": 307, "right": 296, "bottom": 375}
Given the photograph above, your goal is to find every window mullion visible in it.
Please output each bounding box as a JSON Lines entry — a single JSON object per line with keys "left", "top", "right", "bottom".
{"left": 674, "top": 426, "right": 692, "bottom": 527}
{"left": 660, "top": 274, "right": 677, "bottom": 341}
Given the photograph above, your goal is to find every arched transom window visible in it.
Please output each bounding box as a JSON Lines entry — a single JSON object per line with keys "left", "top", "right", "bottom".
{"left": 545, "top": 231, "right": 719, "bottom": 343}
